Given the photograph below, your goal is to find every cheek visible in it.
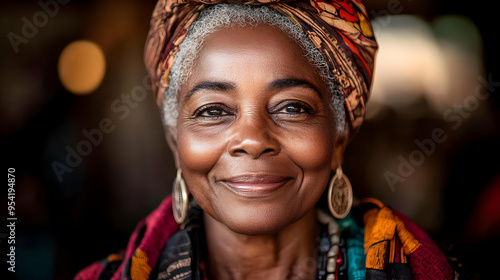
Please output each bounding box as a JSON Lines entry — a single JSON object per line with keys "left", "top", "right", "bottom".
{"left": 176, "top": 125, "right": 226, "bottom": 175}
{"left": 176, "top": 125, "right": 227, "bottom": 215}
{"left": 281, "top": 124, "right": 336, "bottom": 200}
{"left": 284, "top": 125, "right": 335, "bottom": 171}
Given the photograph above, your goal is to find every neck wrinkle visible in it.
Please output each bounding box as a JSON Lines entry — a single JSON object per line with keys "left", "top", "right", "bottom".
{"left": 203, "top": 209, "right": 320, "bottom": 280}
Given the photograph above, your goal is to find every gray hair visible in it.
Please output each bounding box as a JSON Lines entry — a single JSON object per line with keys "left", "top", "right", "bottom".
{"left": 162, "top": 4, "right": 346, "bottom": 134}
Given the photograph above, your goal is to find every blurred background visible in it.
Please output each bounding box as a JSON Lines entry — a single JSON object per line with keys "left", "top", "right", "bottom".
{"left": 0, "top": 0, "right": 498, "bottom": 279}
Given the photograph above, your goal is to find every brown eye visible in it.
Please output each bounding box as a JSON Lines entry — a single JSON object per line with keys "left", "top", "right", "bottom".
{"left": 283, "top": 104, "right": 303, "bottom": 114}
{"left": 194, "top": 104, "right": 233, "bottom": 118}
{"left": 275, "top": 101, "right": 313, "bottom": 115}
{"left": 204, "top": 108, "right": 226, "bottom": 116}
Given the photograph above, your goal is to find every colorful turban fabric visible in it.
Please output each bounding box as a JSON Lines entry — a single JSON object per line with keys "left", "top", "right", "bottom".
{"left": 144, "top": 0, "right": 378, "bottom": 133}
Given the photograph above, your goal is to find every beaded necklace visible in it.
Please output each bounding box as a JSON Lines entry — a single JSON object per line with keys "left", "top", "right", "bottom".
{"left": 316, "top": 210, "right": 343, "bottom": 280}
{"left": 157, "top": 203, "right": 347, "bottom": 280}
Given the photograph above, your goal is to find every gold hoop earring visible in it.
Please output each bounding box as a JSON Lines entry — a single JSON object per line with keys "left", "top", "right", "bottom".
{"left": 328, "top": 168, "right": 353, "bottom": 219}
{"left": 172, "top": 169, "right": 188, "bottom": 224}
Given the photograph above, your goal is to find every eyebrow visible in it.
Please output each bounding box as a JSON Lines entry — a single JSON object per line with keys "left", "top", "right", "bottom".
{"left": 184, "top": 78, "right": 322, "bottom": 102}
{"left": 267, "top": 78, "right": 322, "bottom": 97}
{"left": 184, "top": 81, "right": 236, "bottom": 102}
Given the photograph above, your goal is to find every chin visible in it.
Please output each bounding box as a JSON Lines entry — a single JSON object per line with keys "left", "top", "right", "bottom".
{"left": 217, "top": 204, "right": 299, "bottom": 236}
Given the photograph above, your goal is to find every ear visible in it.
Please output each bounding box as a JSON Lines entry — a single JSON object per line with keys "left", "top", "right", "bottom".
{"left": 166, "top": 127, "right": 181, "bottom": 169}
{"left": 331, "top": 132, "right": 349, "bottom": 171}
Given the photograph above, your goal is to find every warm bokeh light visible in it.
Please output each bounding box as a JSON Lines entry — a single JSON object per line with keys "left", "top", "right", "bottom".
{"left": 370, "top": 15, "right": 449, "bottom": 111}
{"left": 58, "top": 40, "right": 106, "bottom": 95}
{"left": 368, "top": 14, "right": 483, "bottom": 119}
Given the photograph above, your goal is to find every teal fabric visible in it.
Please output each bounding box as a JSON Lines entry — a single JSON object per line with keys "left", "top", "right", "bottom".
{"left": 338, "top": 213, "right": 366, "bottom": 280}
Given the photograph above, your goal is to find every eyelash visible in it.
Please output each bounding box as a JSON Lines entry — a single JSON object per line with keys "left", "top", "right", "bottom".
{"left": 193, "top": 104, "right": 233, "bottom": 118}
{"left": 272, "top": 101, "right": 315, "bottom": 116}
{"left": 192, "top": 101, "right": 315, "bottom": 120}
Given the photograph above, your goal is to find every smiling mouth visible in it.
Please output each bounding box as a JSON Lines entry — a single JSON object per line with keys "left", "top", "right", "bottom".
{"left": 219, "top": 175, "right": 292, "bottom": 196}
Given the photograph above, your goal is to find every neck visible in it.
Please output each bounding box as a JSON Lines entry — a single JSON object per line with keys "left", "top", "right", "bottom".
{"left": 203, "top": 209, "right": 320, "bottom": 280}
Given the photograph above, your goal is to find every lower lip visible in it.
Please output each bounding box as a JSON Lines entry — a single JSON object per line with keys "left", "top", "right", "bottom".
{"left": 222, "top": 180, "right": 290, "bottom": 197}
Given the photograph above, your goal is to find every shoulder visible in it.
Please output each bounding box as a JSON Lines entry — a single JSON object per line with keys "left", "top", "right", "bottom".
{"left": 73, "top": 253, "right": 124, "bottom": 280}
{"left": 356, "top": 198, "right": 456, "bottom": 280}
{"left": 74, "top": 195, "right": 179, "bottom": 280}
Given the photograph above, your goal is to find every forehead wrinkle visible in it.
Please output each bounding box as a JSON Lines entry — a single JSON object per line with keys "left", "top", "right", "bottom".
{"left": 162, "top": 4, "right": 346, "bottom": 135}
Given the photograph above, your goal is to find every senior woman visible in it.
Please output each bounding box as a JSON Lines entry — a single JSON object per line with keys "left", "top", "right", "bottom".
{"left": 76, "top": 0, "right": 456, "bottom": 279}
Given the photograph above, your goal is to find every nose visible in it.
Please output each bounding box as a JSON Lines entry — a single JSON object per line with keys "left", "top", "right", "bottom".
{"left": 228, "top": 114, "right": 280, "bottom": 159}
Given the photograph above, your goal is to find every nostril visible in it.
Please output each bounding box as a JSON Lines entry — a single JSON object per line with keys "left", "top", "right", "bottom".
{"left": 234, "top": 149, "right": 246, "bottom": 154}
{"left": 262, "top": 148, "right": 275, "bottom": 154}
{"left": 227, "top": 129, "right": 281, "bottom": 158}
{"left": 231, "top": 147, "right": 276, "bottom": 158}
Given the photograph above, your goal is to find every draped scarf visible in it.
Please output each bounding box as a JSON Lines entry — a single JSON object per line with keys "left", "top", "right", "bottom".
{"left": 74, "top": 196, "right": 455, "bottom": 280}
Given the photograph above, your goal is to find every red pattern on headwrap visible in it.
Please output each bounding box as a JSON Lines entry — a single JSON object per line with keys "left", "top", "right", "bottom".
{"left": 144, "top": 0, "right": 377, "bottom": 133}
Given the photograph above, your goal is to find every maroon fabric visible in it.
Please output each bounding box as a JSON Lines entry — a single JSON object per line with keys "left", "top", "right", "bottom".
{"left": 74, "top": 261, "right": 104, "bottom": 280}
{"left": 74, "top": 196, "right": 179, "bottom": 280}
{"left": 75, "top": 196, "right": 455, "bottom": 279}
{"left": 393, "top": 210, "right": 454, "bottom": 280}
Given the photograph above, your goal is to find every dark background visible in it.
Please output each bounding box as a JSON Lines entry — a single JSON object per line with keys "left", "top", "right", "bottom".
{"left": 1, "top": 0, "right": 498, "bottom": 279}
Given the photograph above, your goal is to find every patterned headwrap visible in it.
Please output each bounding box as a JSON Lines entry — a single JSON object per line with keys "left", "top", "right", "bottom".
{"left": 144, "top": 0, "right": 378, "bottom": 133}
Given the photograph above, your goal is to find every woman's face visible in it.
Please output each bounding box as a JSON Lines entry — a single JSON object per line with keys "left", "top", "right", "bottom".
{"left": 171, "top": 24, "right": 345, "bottom": 235}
